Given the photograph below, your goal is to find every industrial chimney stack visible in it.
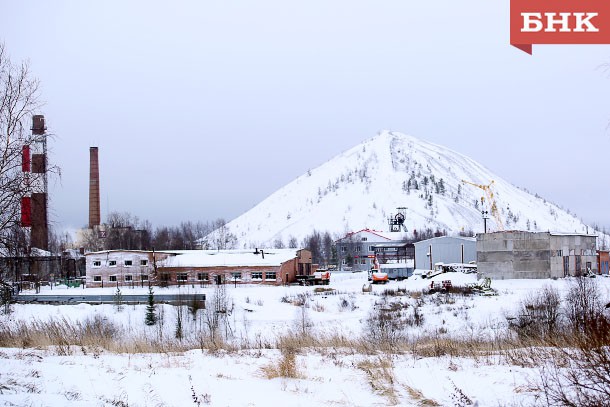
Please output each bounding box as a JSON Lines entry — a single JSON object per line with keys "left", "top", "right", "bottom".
{"left": 21, "top": 115, "right": 49, "bottom": 251}
{"left": 89, "top": 147, "right": 100, "bottom": 229}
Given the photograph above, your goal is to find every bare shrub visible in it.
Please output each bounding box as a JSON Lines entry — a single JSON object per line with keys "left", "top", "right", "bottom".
{"left": 508, "top": 285, "right": 561, "bottom": 340}
{"left": 531, "top": 329, "right": 610, "bottom": 407}
{"left": 311, "top": 302, "right": 325, "bottom": 312}
{"left": 364, "top": 299, "right": 410, "bottom": 349}
{"left": 295, "top": 300, "right": 312, "bottom": 336}
{"left": 202, "top": 283, "right": 234, "bottom": 347}
{"left": 450, "top": 380, "right": 473, "bottom": 406}
{"left": 564, "top": 277, "right": 608, "bottom": 339}
{"left": 338, "top": 295, "right": 357, "bottom": 311}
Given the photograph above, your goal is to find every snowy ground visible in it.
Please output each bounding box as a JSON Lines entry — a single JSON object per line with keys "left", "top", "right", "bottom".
{"left": 2, "top": 272, "right": 610, "bottom": 406}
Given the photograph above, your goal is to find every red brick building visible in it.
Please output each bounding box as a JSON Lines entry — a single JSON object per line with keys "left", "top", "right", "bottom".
{"left": 85, "top": 248, "right": 313, "bottom": 287}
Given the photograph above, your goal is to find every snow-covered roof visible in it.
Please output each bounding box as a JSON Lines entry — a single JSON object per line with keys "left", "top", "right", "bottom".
{"left": 413, "top": 236, "right": 476, "bottom": 245}
{"left": 0, "top": 247, "right": 54, "bottom": 257}
{"left": 161, "top": 248, "right": 302, "bottom": 268}
{"left": 336, "top": 228, "right": 404, "bottom": 243}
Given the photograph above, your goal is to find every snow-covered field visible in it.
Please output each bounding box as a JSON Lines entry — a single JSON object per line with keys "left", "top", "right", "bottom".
{"left": 2, "top": 272, "right": 610, "bottom": 406}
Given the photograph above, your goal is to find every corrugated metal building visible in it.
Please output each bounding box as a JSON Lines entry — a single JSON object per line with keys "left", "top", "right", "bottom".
{"left": 413, "top": 236, "right": 476, "bottom": 271}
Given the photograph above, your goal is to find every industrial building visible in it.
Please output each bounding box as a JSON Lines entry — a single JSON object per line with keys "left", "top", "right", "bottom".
{"left": 413, "top": 236, "right": 476, "bottom": 271}
{"left": 85, "top": 248, "right": 313, "bottom": 287}
{"left": 335, "top": 229, "right": 406, "bottom": 272}
{"left": 477, "top": 231, "right": 598, "bottom": 279}
{"left": 598, "top": 250, "right": 609, "bottom": 275}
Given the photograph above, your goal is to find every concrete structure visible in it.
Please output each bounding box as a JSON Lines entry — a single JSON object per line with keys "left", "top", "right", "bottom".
{"left": 335, "top": 229, "right": 405, "bottom": 272}
{"left": 85, "top": 248, "right": 313, "bottom": 287}
{"left": 598, "top": 250, "right": 609, "bottom": 275}
{"left": 414, "top": 236, "right": 476, "bottom": 271}
{"left": 477, "top": 231, "right": 598, "bottom": 279}
{"left": 89, "top": 147, "right": 101, "bottom": 229}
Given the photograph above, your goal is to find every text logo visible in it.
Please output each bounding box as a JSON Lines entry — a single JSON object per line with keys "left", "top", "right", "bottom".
{"left": 510, "top": 0, "right": 610, "bottom": 54}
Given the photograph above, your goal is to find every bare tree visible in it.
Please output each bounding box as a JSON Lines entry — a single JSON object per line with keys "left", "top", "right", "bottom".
{"left": 199, "top": 219, "right": 237, "bottom": 250}
{"left": 0, "top": 42, "right": 43, "bottom": 281}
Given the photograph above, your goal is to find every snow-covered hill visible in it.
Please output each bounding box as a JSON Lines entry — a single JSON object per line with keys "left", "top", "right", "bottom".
{"left": 208, "top": 131, "right": 598, "bottom": 248}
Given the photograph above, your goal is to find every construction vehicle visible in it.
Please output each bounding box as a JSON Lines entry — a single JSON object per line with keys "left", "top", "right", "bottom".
{"left": 468, "top": 277, "right": 497, "bottom": 296}
{"left": 461, "top": 179, "right": 504, "bottom": 231}
{"left": 428, "top": 280, "right": 453, "bottom": 293}
{"left": 296, "top": 268, "right": 331, "bottom": 286}
{"left": 368, "top": 268, "right": 389, "bottom": 284}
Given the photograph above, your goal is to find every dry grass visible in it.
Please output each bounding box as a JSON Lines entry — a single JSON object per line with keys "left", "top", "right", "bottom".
{"left": 404, "top": 385, "right": 441, "bottom": 406}
{"left": 356, "top": 356, "right": 399, "bottom": 405}
{"left": 260, "top": 347, "right": 302, "bottom": 379}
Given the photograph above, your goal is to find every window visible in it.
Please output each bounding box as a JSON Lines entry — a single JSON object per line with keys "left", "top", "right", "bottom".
{"left": 342, "top": 259, "right": 347, "bottom": 265}
{"left": 265, "top": 272, "right": 276, "bottom": 280}
{"left": 140, "top": 260, "right": 148, "bottom": 266}
{"left": 140, "top": 274, "right": 149, "bottom": 281}
{"left": 124, "top": 260, "right": 133, "bottom": 267}
{"left": 108, "top": 260, "right": 117, "bottom": 267}
{"left": 109, "top": 275, "right": 117, "bottom": 282}
{"left": 355, "top": 246, "right": 361, "bottom": 252}
{"left": 341, "top": 246, "right": 347, "bottom": 253}
{"left": 231, "top": 272, "right": 242, "bottom": 280}
{"left": 177, "top": 273, "right": 188, "bottom": 282}
{"left": 252, "top": 272, "right": 263, "bottom": 280}
{"left": 125, "top": 275, "right": 133, "bottom": 282}
{"left": 369, "top": 246, "right": 375, "bottom": 252}
{"left": 360, "top": 259, "right": 366, "bottom": 264}
{"left": 361, "top": 237, "right": 368, "bottom": 241}
{"left": 93, "top": 275, "right": 102, "bottom": 282}
{"left": 93, "top": 260, "right": 101, "bottom": 267}
{"left": 556, "top": 250, "right": 563, "bottom": 257}
{"left": 197, "top": 273, "right": 209, "bottom": 281}
{"left": 160, "top": 273, "right": 170, "bottom": 282}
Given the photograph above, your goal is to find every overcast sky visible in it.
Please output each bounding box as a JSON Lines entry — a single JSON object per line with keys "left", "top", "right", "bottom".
{"left": 4, "top": 1, "right": 610, "bottom": 232}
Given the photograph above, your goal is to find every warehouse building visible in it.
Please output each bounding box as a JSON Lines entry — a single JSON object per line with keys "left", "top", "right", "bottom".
{"left": 85, "top": 248, "right": 313, "bottom": 287}
{"left": 413, "top": 236, "right": 476, "bottom": 271}
{"left": 477, "top": 231, "right": 598, "bottom": 279}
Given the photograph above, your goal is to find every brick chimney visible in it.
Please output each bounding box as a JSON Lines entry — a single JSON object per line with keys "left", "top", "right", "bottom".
{"left": 89, "top": 147, "right": 100, "bottom": 229}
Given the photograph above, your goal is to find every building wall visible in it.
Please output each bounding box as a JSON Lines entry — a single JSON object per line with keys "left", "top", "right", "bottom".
{"left": 157, "top": 265, "right": 281, "bottom": 286}
{"left": 335, "top": 230, "right": 397, "bottom": 272}
{"left": 414, "top": 236, "right": 476, "bottom": 270}
{"left": 85, "top": 251, "right": 167, "bottom": 288}
{"left": 598, "top": 250, "right": 609, "bottom": 275}
{"left": 280, "top": 249, "right": 313, "bottom": 283}
{"left": 477, "top": 231, "right": 597, "bottom": 279}
{"left": 86, "top": 249, "right": 313, "bottom": 287}
{"left": 549, "top": 234, "right": 598, "bottom": 277}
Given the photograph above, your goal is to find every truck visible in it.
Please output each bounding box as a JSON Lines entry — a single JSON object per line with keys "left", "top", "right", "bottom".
{"left": 296, "top": 269, "right": 331, "bottom": 286}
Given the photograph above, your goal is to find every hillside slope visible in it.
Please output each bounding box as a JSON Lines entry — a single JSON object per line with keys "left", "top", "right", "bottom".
{"left": 207, "top": 131, "right": 595, "bottom": 248}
